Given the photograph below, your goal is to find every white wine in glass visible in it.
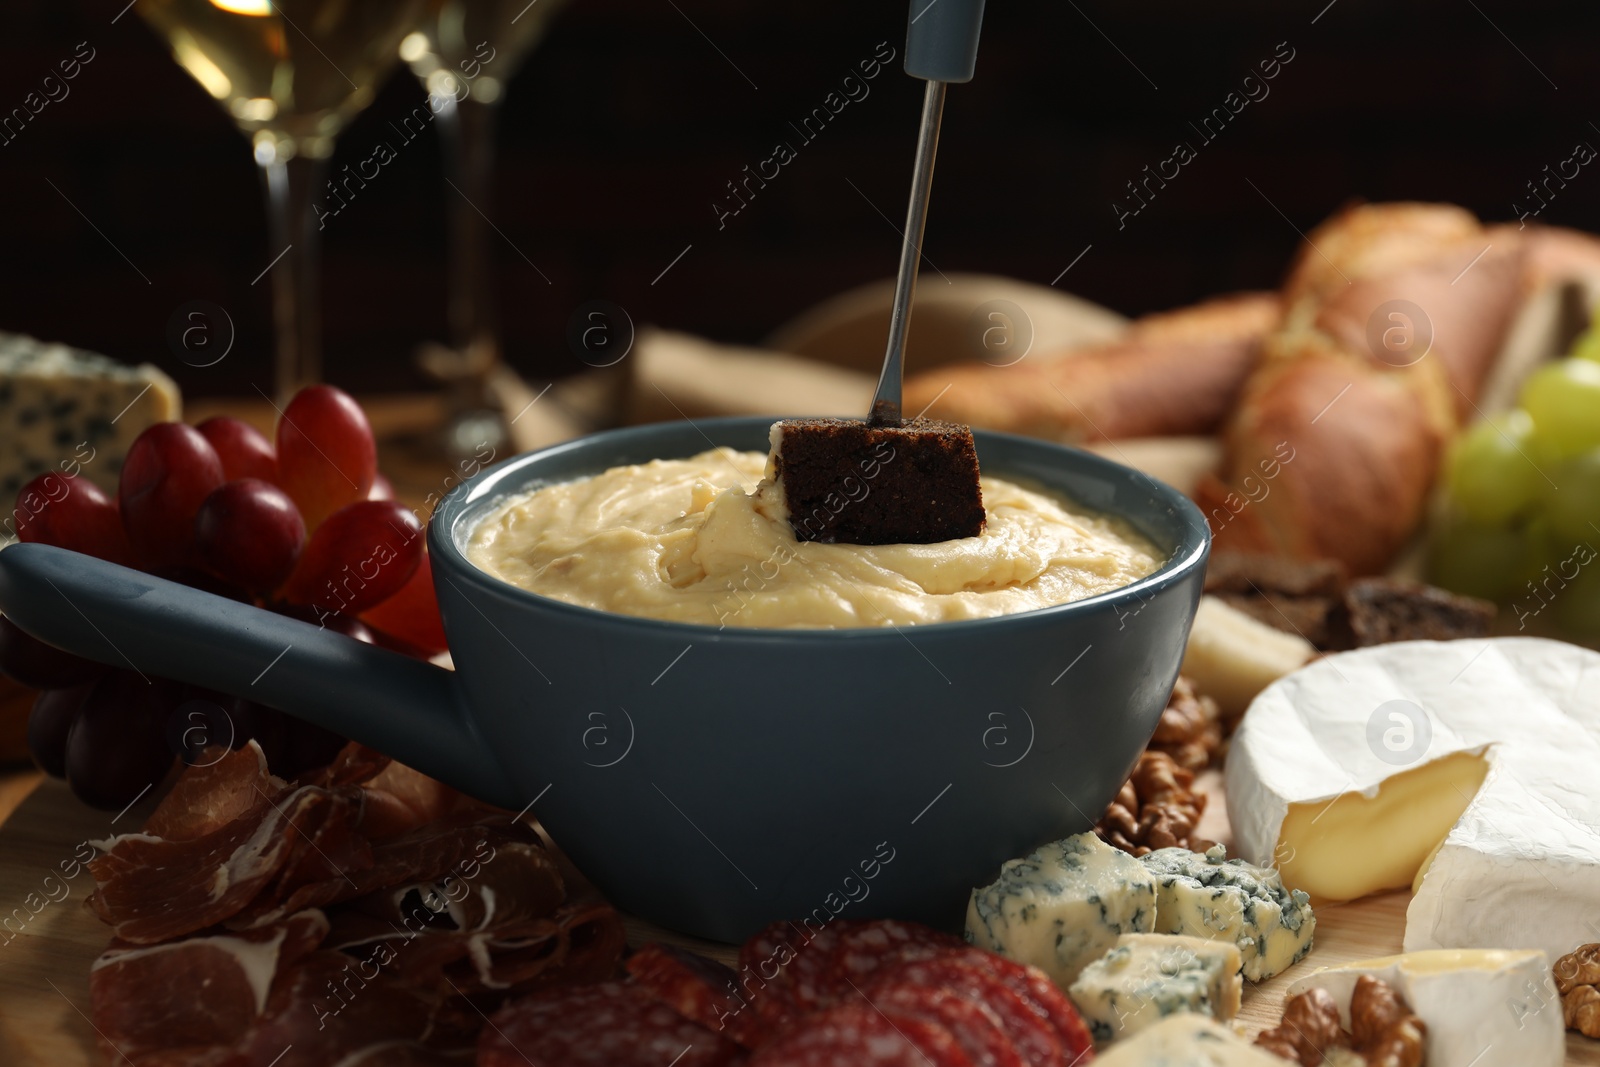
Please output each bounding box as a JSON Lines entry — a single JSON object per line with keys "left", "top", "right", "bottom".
{"left": 401, "top": 0, "right": 568, "bottom": 456}
{"left": 139, "top": 0, "right": 428, "bottom": 398}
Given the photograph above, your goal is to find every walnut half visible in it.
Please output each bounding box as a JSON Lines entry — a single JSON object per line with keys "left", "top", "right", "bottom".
{"left": 1350, "top": 974, "right": 1426, "bottom": 1067}
{"left": 1256, "top": 977, "right": 1424, "bottom": 1067}
{"left": 1094, "top": 750, "right": 1215, "bottom": 857}
{"left": 1255, "top": 986, "right": 1347, "bottom": 1066}
{"left": 1148, "top": 675, "right": 1225, "bottom": 771}
{"left": 1554, "top": 942, "right": 1600, "bottom": 1039}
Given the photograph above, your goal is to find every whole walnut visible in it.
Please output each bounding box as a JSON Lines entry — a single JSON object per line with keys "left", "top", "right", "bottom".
{"left": 1554, "top": 943, "right": 1600, "bottom": 1038}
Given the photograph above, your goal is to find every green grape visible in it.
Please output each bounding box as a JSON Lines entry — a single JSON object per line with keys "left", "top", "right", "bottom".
{"left": 1502, "top": 516, "right": 1598, "bottom": 628}
{"left": 1572, "top": 321, "right": 1600, "bottom": 364}
{"left": 1520, "top": 359, "right": 1600, "bottom": 457}
{"left": 1553, "top": 563, "right": 1600, "bottom": 636}
{"left": 1446, "top": 410, "right": 1553, "bottom": 524}
{"left": 1428, "top": 515, "right": 1529, "bottom": 602}
{"left": 1514, "top": 515, "right": 1565, "bottom": 590}
{"left": 1544, "top": 448, "right": 1600, "bottom": 545}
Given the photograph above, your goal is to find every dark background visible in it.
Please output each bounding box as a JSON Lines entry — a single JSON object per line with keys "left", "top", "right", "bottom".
{"left": 4, "top": 0, "right": 1599, "bottom": 398}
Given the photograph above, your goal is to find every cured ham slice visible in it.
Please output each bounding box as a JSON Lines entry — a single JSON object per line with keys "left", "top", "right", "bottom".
{"left": 85, "top": 742, "right": 625, "bottom": 1066}
{"left": 322, "top": 887, "right": 625, "bottom": 997}
{"left": 230, "top": 816, "right": 555, "bottom": 931}
{"left": 89, "top": 910, "right": 327, "bottom": 1065}
{"left": 89, "top": 782, "right": 366, "bottom": 944}
{"left": 142, "top": 743, "right": 280, "bottom": 842}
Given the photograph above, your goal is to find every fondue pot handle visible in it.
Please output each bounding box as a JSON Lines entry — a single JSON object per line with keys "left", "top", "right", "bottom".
{"left": 0, "top": 542, "right": 512, "bottom": 806}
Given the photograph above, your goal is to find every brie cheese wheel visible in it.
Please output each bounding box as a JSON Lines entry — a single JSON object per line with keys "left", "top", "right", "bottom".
{"left": 1286, "top": 949, "right": 1565, "bottom": 1067}
{"left": 1226, "top": 638, "right": 1600, "bottom": 960}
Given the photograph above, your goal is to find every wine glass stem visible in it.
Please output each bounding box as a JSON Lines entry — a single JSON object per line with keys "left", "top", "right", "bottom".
{"left": 440, "top": 96, "right": 501, "bottom": 365}
{"left": 261, "top": 154, "right": 329, "bottom": 402}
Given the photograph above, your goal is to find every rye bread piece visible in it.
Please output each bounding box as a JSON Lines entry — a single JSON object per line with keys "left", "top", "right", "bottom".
{"left": 1202, "top": 552, "right": 1497, "bottom": 650}
{"left": 1341, "top": 577, "right": 1495, "bottom": 646}
{"left": 1204, "top": 551, "right": 1348, "bottom": 647}
{"left": 771, "top": 417, "right": 986, "bottom": 545}
{"left": 1204, "top": 552, "right": 1346, "bottom": 599}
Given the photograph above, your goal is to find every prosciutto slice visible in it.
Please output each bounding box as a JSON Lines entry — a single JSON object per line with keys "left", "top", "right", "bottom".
{"left": 85, "top": 741, "right": 625, "bottom": 1066}
{"left": 89, "top": 910, "right": 328, "bottom": 1065}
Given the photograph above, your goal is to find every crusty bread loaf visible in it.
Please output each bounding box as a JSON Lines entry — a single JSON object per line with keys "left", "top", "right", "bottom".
{"left": 909, "top": 204, "right": 1600, "bottom": 577}
{"left": 1278, "top": 201, "right": 1486, "bottom": 310}
{"left": 1494, "top": 221, "right": 1600, "bottom": 296}
{"left": 1196, "top": 336, "right": 1450, "bottom": 576}
{"left": 902, "top": 292, "right": 1280, "bottom": 442}
{"left": 1201, "top": 202, "right": 1530, "bottom": 575}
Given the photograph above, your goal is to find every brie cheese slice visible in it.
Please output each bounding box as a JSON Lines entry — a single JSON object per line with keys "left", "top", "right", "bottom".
{"left": 1226, "top": 638, "right": 1600, "bottom": 961}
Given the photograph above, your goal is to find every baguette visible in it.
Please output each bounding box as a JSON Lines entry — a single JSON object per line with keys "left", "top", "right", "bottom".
{"left": 1200, "top": 202, "right": 1529, "bottom": 575}
{"left": 902, "top": 292, "right": 1279, "bottom": 442}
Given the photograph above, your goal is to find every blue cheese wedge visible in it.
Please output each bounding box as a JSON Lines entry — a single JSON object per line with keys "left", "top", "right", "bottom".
{"left": 965, "top": 832, "right": 1156, "bottom": 988}
{"left": 1139, "top": 845, "right": 1314, "bottom": 981}
{"left": 1068, "top": 933, "right": 1243, "bottom": 1044}
{"left": 0, "top": 332, "right": 180, "bottom": 508}
{"left": 1092, "top": 1013, "right": 1285, "bottom": 1066}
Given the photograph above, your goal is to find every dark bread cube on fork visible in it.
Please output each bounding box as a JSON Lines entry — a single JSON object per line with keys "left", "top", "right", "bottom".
{"left": 770, "top": 417, "right": 986, "bottom": 545}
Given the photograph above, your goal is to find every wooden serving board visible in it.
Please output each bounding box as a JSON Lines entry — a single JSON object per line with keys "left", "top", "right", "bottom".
{"left": 1, "top": 776, "right": 1595, "bottom": 1065}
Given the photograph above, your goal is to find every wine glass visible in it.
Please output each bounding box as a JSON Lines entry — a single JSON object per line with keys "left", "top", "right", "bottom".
{"left": 401, "top": 0, "right": 569, "bottom": 458}
{"left": 139, "top": 0, "right": 428, "bottom": 400}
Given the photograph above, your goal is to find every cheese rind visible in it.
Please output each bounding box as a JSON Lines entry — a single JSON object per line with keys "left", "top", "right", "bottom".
{"left": 1068, "top": 933, "right": 1242, "bottom": 1044}
{"left": 1138, "top": 845, "right": 1315, "bottom": 981}
{"left": 0, "top": 332, "right": 180, "bottom": 509}
{"left": 1226, "top": 638, "right": 1600, "bottom": 961}
{"left": 1091, "top": 1013, "right": 1285, "bottom": 1066}
{"left": 965, "top": 832, "right": 1156, "bottom": 988}
{"left": 1286, "top": 949, "right": 1565, "bottom": 1067}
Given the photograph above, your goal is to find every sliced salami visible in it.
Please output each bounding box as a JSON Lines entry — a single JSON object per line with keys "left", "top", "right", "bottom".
{"left": 860, "top": 981, "right": 1025, "bottom": 1067}
{"left": 823, "top": 919, "right": 966, "bottom": 997}
{"left": 478, "top": 981, "right": 747, "bottom": 1067}
{"left": 627, "top": 942, "right": 767, "bottom": 1048}
{"left": 748, "top": 1001, "right": 972, "bottom": 1067}
{"left": 975, "top": 952, "right": 1095, "bottom": 1063}
{"left": 876, "top": 954, "right": 1069, "bottom": 1067}
{"left": 736, "top": 921, "right": 841, "bottom": 1031}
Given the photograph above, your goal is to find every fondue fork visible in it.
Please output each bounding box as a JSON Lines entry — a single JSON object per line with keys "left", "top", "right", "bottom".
{"left": 769, "top": 0, "right": 989, "bottom": 545}
{"left": 869, "top": 0, "right": 988, "bottom": 427}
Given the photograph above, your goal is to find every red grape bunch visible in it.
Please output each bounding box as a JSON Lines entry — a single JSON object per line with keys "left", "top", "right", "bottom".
{"left": 5, "top": 385, "right": 451, "bottom": 810}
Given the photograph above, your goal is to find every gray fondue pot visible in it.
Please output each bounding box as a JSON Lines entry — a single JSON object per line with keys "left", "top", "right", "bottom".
{"left": 0, "top": 416, "right": 1209, "bottom": 943}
